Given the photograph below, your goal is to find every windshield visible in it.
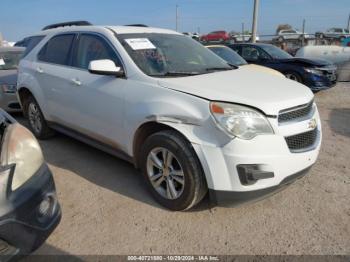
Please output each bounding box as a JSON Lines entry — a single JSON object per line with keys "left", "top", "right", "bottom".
{"left": 208, "top": 46, "right": 247, "bottom": 66}
{"left": 116, "top": 33, "right": 232, "bottom": 77}
{"left": 0, "top": 51, "right": 22, "bottom": 70}
{"left": 260, "top": 45, "right": 292, "bottom": 59}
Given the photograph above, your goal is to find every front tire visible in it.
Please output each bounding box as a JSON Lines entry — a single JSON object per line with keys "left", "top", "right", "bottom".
{"left": 140, "top": 130, "right": 207, "bottom": 211}
{"left": 26, "top": 96, "right": 55, "bottom": 139}
{"left": 284, "top": 71, "right": 303, "bottom": 83}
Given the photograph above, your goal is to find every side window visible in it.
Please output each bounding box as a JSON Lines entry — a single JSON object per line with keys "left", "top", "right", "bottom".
{"left": 22, "top": 36, "right": 45, "bottom": 58}
{"left": 241, "top": 46, "right": 269, "bottom": 61}
{"left": 38, "top": 34, "right": 75, "bottom": 65}
{"left": 230, "top": 46, "right": 241, "bottom": 54}
{"left": 72, "top": 34, "right": 121, "bottom": 70}
{"left": 241, "top": 46, "right": 259, "bottom": 61}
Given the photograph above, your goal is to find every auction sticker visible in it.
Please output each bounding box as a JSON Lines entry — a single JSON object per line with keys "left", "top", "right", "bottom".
{"left": 125, "top": 38, "right": 156, "bottom": 50}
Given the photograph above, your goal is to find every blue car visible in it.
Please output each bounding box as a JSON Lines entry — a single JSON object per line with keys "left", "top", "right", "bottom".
{"left": 229, "top": 43, "right": 337, "bottom": 91}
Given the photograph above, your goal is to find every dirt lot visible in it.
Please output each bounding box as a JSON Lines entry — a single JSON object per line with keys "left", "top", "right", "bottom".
{"left": 17, "top": 83, "right": 350, "bottom": 256}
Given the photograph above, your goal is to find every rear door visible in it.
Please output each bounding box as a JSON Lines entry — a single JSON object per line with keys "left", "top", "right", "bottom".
{"left": 34, "top": 33, "right": 76, "bottom": 121}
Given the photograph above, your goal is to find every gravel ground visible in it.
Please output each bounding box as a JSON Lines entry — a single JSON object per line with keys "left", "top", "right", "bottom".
{"left": 16, "top": 83, "right": 350, "bottom": 256}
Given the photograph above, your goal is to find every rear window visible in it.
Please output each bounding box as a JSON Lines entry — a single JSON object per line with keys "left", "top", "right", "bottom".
{"left": 38, "top": 34, "right": 75, "bottom": 65}
{"left": 22, "top": 36, "right": 45, "bottom": 58}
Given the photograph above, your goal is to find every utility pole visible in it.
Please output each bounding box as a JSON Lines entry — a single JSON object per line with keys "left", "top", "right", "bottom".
{"left": 347, "top": 13, "right": 350, "bottom": 31}
{"left": 176, "top": 4, "right": 179, "bottom": 32}
{"left": 242, "top": 22, "right": 245, "bottom": 42}
{"left": 302, "top": 19, "right": 306, "bottom": 46}
{"left": 251, "top": 0, "right": 259, "bottom": 43}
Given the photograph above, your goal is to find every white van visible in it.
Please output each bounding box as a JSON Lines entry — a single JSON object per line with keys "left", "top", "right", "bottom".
{"left": 17, "top": 22, "right": 321, "bottom": 210}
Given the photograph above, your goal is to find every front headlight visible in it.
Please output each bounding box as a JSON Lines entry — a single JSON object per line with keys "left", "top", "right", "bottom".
{"left": 304, "top": 68, "right": 324, "bottom": 76}
{"left": 0, "top": 123, "right": 44, "bottom": 190}
{"left": 0, "top": 84, "right": 17, "bottom": 93}
{"left": 210, "top": 102, "right": 274, "bottom": 140}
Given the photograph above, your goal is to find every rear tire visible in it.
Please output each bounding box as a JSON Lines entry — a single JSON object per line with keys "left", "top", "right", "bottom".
{"left": 26, "top": 96, "right": 55, "bottom": 139}
{"left": 140, "top": 130, "right": 207, "bottom": 211}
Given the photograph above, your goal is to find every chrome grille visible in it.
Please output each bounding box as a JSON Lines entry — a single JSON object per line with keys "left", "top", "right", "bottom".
{"left": 285, "top": 129, "right": 318, "bottom": 152}
{"left": 278, "top": 101, "right": 314, "bottom": 124}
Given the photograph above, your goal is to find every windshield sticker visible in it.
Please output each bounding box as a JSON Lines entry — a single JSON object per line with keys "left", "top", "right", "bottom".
{"left": 0, "top": 59, "right": 5, "bottom": 66}
{"left": 125, "top": 38, "right": 156, "bottom": 50}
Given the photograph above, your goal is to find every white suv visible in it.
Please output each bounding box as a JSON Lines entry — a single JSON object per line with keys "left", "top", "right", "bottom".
{"left": 17, "top": 22, "right": 321, "bottom": 210}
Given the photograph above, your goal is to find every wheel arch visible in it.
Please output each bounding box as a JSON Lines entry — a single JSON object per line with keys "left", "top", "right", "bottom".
{"left": 133, "top": 121, "right": 190, "bottom": 168}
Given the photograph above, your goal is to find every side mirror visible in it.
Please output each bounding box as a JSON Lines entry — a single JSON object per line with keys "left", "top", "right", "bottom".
{"left": 88, "top": 59, "right": 125, "bottom": 77}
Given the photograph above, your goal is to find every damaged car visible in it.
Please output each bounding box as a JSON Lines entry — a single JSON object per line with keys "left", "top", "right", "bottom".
{"left": 229, "top": 43, "right": 337, "bottom": 91}
{"left": 0, "top": 109, "right": 61, "bottom": 258}
{"left": 0, "top": 47, "right": 25, "bottom": 112}
{"left": 17, "top": 22, "right": 321, "bottom": 211}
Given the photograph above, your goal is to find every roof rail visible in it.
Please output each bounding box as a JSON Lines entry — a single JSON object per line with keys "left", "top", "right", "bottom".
{"left": 125, "top": 24, "right": 148, "bottom": 27}
{"left": 42, "top": 21, "right": 92, "bottom": 31}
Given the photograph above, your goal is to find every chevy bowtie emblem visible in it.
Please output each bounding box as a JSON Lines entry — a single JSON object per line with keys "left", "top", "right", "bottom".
{"left": 308, "top": 119, "right": 317, "bottom": 129}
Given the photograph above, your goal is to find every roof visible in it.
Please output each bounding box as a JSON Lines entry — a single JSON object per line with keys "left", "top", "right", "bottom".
{"left": 229, "top": 43, "right": 272, "bottom": 47}
{"left": 205, "top": 44, "right": 228, "bottom": 48}
{"left": 0, "top": 46, "right": 25, "bottom": 52}
{"left": 41, "top": 25, "right": 181, "bottom": 36}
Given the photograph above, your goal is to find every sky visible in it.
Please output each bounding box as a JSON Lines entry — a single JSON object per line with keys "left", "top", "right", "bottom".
{"left": 0, "top": 0, "right": 349, "bottom": 41}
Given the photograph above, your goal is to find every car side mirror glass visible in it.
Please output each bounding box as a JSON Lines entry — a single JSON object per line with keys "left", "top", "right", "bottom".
{"left": 88, "top": 59, "right": 125, "bottom": 77}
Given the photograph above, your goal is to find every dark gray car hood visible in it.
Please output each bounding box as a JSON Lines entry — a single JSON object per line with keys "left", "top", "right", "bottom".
{"left": 280, "top": 57, "right": 332, "bottom": 67}
{"left": 0, "top": 70, "right": 18, "bottom": 85}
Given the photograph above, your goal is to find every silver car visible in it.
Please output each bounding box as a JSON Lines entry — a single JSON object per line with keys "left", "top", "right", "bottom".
{"left": 0, "top": 47, "right": 24, "bottom": 112}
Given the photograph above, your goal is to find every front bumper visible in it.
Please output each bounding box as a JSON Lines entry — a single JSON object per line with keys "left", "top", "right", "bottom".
{"left": 0, "top": 164, "right": 61, "bottom": 257}
{"left": 209, "top": 166, "right": 311, "bottom": 206}
{"left": 303, "top": 72, "right": 337, "bottom": 91}
{"left": 193, "top": 107, "right": 321, "bottom": 206}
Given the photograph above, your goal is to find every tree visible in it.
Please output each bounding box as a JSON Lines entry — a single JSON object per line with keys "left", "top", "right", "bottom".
{"left": 276, "top": 24, "right": 292, "bottom": 34}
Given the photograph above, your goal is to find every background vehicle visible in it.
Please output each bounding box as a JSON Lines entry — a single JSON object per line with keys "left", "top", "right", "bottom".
{"left": 231, "top": 33, "right": 260, "bottom": 42}
{"left": 277, "top": 29, "right": 312, "bottom": 41}
{"left": 0, "top": 46, "right": 24, "bottom": 112}
{"left": 183, "top": 32, "right": 200, "bottom": 41}
{"left": 18, "top": 22, "right": 321, "bottom": 211}
{"left": 229, "top": 43, "right": 337, "bottom": 91}
{"left": 206, "top": 45, "right": 247, "bottom": 66}
{"left": 0, "top": 109, "right": 61, "bottom": 257}
{"left": 296, "top": 45, "right": 350, "bottom": 82}
{"left": 200, "top": 31, "right": 230, "bottom": 43}
{"left": 206, "top": 45, "right": 283, "bottom": 77}
{"left": 317, "top": 28, "right": 350, "bottom": 41}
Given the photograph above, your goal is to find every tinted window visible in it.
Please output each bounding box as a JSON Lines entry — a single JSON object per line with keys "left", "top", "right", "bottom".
{"left": 22, "top": 36, "right": 45, "bottom": 57}
{"left": 72, "top": 34, "right": 121, "bottom": 69}
{"left": 241, "top": 46, "right": 270, "bottom": 61}
{"left": 38, "top": 34, "right": 75, "bottom": 65}
{"left": 334, "top": 29, "right": 342, "bottom": 33}
{"left": 259, "top": 45, "right": 292, "bottom": 59}
{"left": 208, "top": 46, "right": 247, "bottom": 66}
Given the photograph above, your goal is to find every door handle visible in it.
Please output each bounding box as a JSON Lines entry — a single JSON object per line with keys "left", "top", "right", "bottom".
{"left": 36, "top": 67, "right": 44, "bottom": 73}
{"left": 71, "top": 78, "right": 82, "bottom": 86}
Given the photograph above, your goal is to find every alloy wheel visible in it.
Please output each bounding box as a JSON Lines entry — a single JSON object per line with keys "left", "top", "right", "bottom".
{"left": 146, "top": 147, "right": 185, "bottom": 200}
{"left": 28, "top": 103, "right": 42, "bottom": 134}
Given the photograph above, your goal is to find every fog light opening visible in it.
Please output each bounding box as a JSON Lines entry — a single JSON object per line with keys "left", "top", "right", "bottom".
{"left": 237, "top": 164, "right": 274, "bottom": 185}
{"left": 37, "top": 194, "right": 56, "bottom": 222}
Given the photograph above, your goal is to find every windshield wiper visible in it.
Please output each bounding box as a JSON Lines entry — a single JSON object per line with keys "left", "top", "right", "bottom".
{"left": 149, "top": 71, "right": 202, "bottom": 77}
{"left": 205, "top": 64, "right": 237, "bottom": 72}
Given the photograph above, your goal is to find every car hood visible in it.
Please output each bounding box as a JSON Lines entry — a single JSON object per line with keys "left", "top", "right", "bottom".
{"left": 0, "top": 70, "right": 18, "bottom": 85}
{"left": 157, "top": 66, "right": 314, "bottom": 116}
{"left": 279, "top": 57, "right": 332, "bottom": 67}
